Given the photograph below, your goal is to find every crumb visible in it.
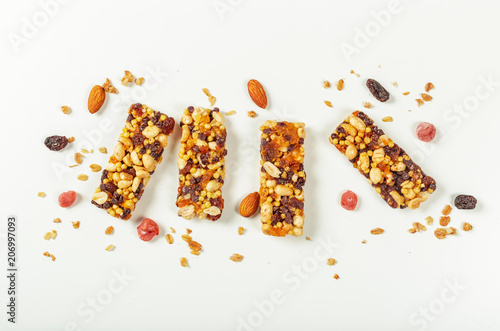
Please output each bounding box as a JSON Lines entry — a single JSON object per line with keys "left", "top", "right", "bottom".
{"left": 425, "top": 82, "right": 434, "bottom": 92}
{"left": 462, "top": 223, "right": 473, "bottom": 231}
{"left": 382, "top": 116, "right": 393, "bottom": 122}
{"left": 180, "top": 257, "right": 188, "bottom": 267}
{"left": 434, "top": 228, "right": 447, "bottom": 240}
{"left": 421, "top": 93, "right": 433, "bottom": 102}
{"left": 202, "top": 88, "right": 216, "bottom": 106}
{"left": 323, "top": 80, "right": 331, "bottom": 88}
{"left": 121, "top": 70, "right": 134, "bottom": 86}
{"left": 188, "top": 241, "right": 202, "bottom": 254}
{"left": 98, "top": 147, "right": 107, "bottom": 154}
{"left": 105, "top": 226, "right": 114, "bottom": 235}
{"left": 166, "top": 234, "right": 174, "bottom": 244}
{"left": 225, "top": 110, "right": 236, "bottom": 116}
{"left": 238, "top": 227, "right": 245, "bottom": 235}
{"left": 90, "top": 164, "right": 102, "bottom": 172}
{"left": 69, "top": 164, "right": 79, "bottom": 168}
{"left": 38, "top": 192, "right": 46, "bottom": 198}
{"left": 81, "top": 149, "right": 90, "bottom": 154}
{"left": 402, "top": 92, "right": 410, "bottom": 95}
{"left": 74, "top": 152, "right": 83, "bottom": 164}
{"left": 425, "top": 216, "right": 433, "bottom": 225}
{"left": 363, "top": 102, "right": 372, "bottom": 109}
{"left": 324, "top": 101, "right": 333, "bottom": 108}
{"left": 170, "top": 227, "right": 176, "bottom": 233}
{"left": 408, "top": 222, "right": 427, "bottom": 234}
{"left": 61, "top": 106, "right": 71, "bottom": 114}
{"left": 446, "top": 227, "right": 457, "bottom": 235}
{"left": 53, "top": 218, "right": 61, "bottom": 223}
{"left": 306, "top": 237, "right": 312, "bottom": 241}
{"left": 186, "top": 228, "right": 192, "bottom": 234}
{"left": 350, "top": 70, "right": 360, "bottom": 77}
{"left": 361, "top": 240, "right": 367, "bottom": 244}
{"left": 336, "top": 79, "right": 344, "bottom": 91}
{"left": 392, "top": 82, "right": 398, "bottom": 87}
{"left": 229, "top": 253, "right": 244, "bottom": 262}
{"left": 50, "top": 254, "right": 56, "bottom": 261}
{"left": 370, "top": 227, "right": 384, "bottom": 235}
{"left": 439, "top": 216, "right": 450, "bottom": 227}
{"left": 442, "top": 205, "right": 452, "bottom": 216}
{"left": 77, "top": 174, "right": 88, "bottom": 181}
{"left": 327, "top": 258, "right": 337, "bottom": 266}
{"left": 43, "top": 232, "right": 51, "bottom": 240}
{"left": 105, "top": 245, "right": 115, "bottom": 251}
{"left": 135, "top": 77, "right": 145, "bottom": 86}
{"left": 43, "top": 251, "right": 51, "bottom": 257}
{"left": 72, "top": 221, "right": 80, "bottom": 229}
{"left": 333, "top": 274, "right": 340, "bottom": 280}
{"left": 103, "top": 78, "right": 118, "bottom": 94}
{"left": 182, "top": 234, "right": 192, "bottom": 242}
{"left": 416, "top": 99, "right": 424, "bottom": 107}
{"left": 248, "top": 111, "right": 257, "bottom": 118}
{"left": 50, "top": 230, "right": 57, "bottom": 240}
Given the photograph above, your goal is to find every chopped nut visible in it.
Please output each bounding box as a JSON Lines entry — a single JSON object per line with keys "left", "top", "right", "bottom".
{"left": 90, "top": 164, "right": 102, "bottom": 172}
{"left": 166, "top": 234, "right": 174, "bottom": 244}
{"left": 336, "top": 79, "right": 344, "bottom": 91}
{"left": 425, "top": 216, "right": 434, "bottom": 225}
{"left": 77, "top": 174, "right": 88, "bottom": 181}
{"left": 238, "top": 227, "right": 245, "bottom": 235}
{"left": 229, "top": 253, "right": 244, "bottom": 262}
{"left": 98, "top": 147, "right": 107, "bottom": 154}
{"left": 61, "top": 106, "right": 71, "bottom": 114}
{"left": 425, "top": 82, "right": 435, "bottom": 92}
{"left": 333, "top": 274, "right": 340, "bottom": 280}
{"left": 181, "top": 234, "right": 192, "bottom": 242}
{"left": 38, "top": 192, "right": 46, "bottom": 198}
{"left": 103, "top": 78, "right": 118, "bottom": 94}
{"left": 323, "top": 80, "right": 331, "bottom": 88}
{"left": 105, "top": 245, "right": 115, "bottom": 251}
{"left": 74, "top": 152, "right": 83, "bottom": 164}
{"left": 121, "top": 70, "right": 134, "bottom": 86}
{"left": 421, "top": 93, "right": 433, "bottom": 102}
{"left": 370, "top": 228, "right": 384, "bottom": 235}
{"left": 409, "top": 222, "right": 427, "bottom": 233}
{"left": 72, "top": 221, "right": 80, "bottom": 229}
{"left": 350, "top": 70, "right": 360, "bottom": 77}
{"left": 225, "top": 110, "right": 236, "bottom": 116}
{"left": 68, "top": 137, "right": 75, "bottom": 143}
{"left": 180, "top": 257, "right": 188, "bottom": 267}
{"left": 392, "top": 82, "right": 398, "bottom": 87}
{"left": 105, "top": 226, "right": 114, "bottom": 235}
{"left": 135, "top": 77, "right": 145, "bottom": 85}
{"left": 43, "top": 251, "right": 50, "bottom": 257}
{"left": 170, "top": 227, "right": 176, "bottom": 233}
{"left": 382, "top": 116, "right": 393, "bottom": 122}
{"left": 462, "top": 222, "right": 473, "bottom": 231}
{"left": 324, "top": 100, "right": 333, "bottom": 108}
{"left": 186, "top": 228, "right": 192, "bottom": 234}
{"left": 327, "top": 258, "right": 337, "bottom": 266}
{"left": 248, "top": 111, "right": 257, "bottom": 118}
{"left": 416, "top": 99, "right": 424, "bottom": 107}
{"left": 442, "top": 204, "right": 452, "bottom": 216}
{"left": 447, "top": 227, "right": 457, "bottom": 235}
{"left": 434, "top": 228, "right": 447, "bottom": 240}
{"left": 50, "top": 230, "right": 57, "bottom": 239}
{"left": 53, "top": 218, "right": 61, "bottom": 223}
{"left": 43, "top": 232, "right": 51, "bottom": 240}
{"left": 439, "top": 216, "right": 450, "bottom": 227}
{"left": 402, "top": 91, "right": 410, "bottom": 95}
{"left": 50, "top": 254, "right": 56, "bottom": 261}
{"left": 363, "top": 102, "right": 372, "bottom": 109}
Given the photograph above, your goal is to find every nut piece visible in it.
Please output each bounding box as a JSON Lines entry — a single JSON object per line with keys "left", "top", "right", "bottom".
{"left": 103, "top": 78, "right": 118, "bottom": 94}
{"left": 421, "top": 93, "right": 433, "bottom": 102}
{"left": 370, "top": 227, "right": 384, "bottom": 235}
{"left": 61, "top": 106, "right": 71, "bottom": 114}
{"left": 90, "top": 164, "right": 102, "bottom": 172}
{"left": 229, "top": 253, "right": 244, "bottom": 262}
{"left": 92, "top": 191, "right": 108, "bottom": 205}
{"left": 275, "top": 185, "right": 293, "bottom": 196}
{"left": 363, "top": 102, "right": 373, "bottom": 109}
{"left": 121, "top": 70, "right": 134, "bottom": 86}
{"left": 105, "top": 226, "right": 114, "bottom": 235}
{"left": 425, "top": 82, "right": 435, "bottom": 93}
{"left": 38, "top": 192, "right": 46, "bottom": 198}
{"left": 425, "top": 216, "right": 434, "bottom": 225}
{"left": 323, "top": 80, "right": 331, "bottom": 88}
{"left": 203, "top": 206, "right": 221, "bottom": 216}
{"left": 247, "top": 79, "right": 268, "bottom": 109}
{"left": 98, "top": 147, "right": 107, "bottom": 154}
{"left": 88, "top": 85, "right": 106, "bottom": 114}
{"left": 462, "top": 222, "right": 473, "bottom": 231}
{"left": 72, "top": 221, "right": 80, "bottom": 229}
{"left": 345, "top": 144, "right": 358, "bottom": 160}
{"left": 248, "top": 111, "right": 257, "bottom": 118}
{"left": 105, "top": 245, "right": 115, "bottom": 251}
{"left": 442, "top": 204, "right": 452, "bottom": 216}
{"left": 43, "top": 232, "right": 51, "bottom": 240}
{"left": 263, "top": 161, "right": 281, "bottom": 178}
{"left": 239, "top": 192, "right": 260, "bottom": 217}
{"left": 135, "top": 77, "right": 145, "bottom": 85}
{"left": 327, "top": 258, "right": 337, "bottom": 266}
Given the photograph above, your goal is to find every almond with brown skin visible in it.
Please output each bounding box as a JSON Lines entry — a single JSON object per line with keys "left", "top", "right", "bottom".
{"left": 239, "top": 192, "right": 260, "bottom": 217}
{"left": 88, "top": 85, "right": 106, "bottom": 114}
{"left": 247, "top": 79, "right": 267, "bottom": 109}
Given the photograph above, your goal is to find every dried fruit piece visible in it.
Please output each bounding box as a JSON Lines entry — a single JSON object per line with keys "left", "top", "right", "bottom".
{"left": 61, "top": 106, "right": 71, "bottom": 114}
{"left": 247, "top": 79, "right": 267, "bottom": 109}
{"left": 366, "top": 79, "right": 390, "bottom": 102}
{"left": 336, "top": 79, "right": 344, "bottom": 91}
{"left": 333, "top": 274, "right": 340, "bottom": 280}
{"left": 421, "top": 93, "right": 433, "bottom": 102}
{"left": 72, "top": 221, "right": 80, "bottom": 229}
{"left": 434, "top": 228, "right": 447, "bottom": 239}
{"left": 248, "top": 111, "right": 257, "bottom": 118}
{"left": 416, "top": 122, "right": 436, "bottom": 142}
{"left": 324, "top": 101, "right": 333, "bottom": 108}
{"left": 370, "top": 228, "right": 384, "bottom": 235}
{"left": 327, "top": 258, "right": 337, "bottom": 266}
{"left": 88, "top": 85, "right": 106, "bottom": 114}
{"left": 229, "top": 253, "right": 244, "bottom": 262}
{"left": 58, "top": 191, "right": 77, "bottom": 208}
{"left": 137, "top": 218, "right": 159, "bottom": 241}
{"left": 50, "top": 254, "right": 56, "bottom": 261}
{"left": 340, "top": 190, "right": 358, "bottom": 211}
{"left": 442, "top": 205, "right": 452, "bottom": 215}
{"left": 454, "top": 195, "right": 477, "bottom": 209}
{"left": 323, "top": 80, "right": 331, "bottom": 88}
{"left": 38, "top": 192, "right": 46, "bottom": 198}
{"left": 239, "top": 192, "right": 260, "bottom": 217}
{"left": 166, "top": 234, "right": 174, "bottom": 244}
{"left": 44, "top": 135, "right": 69, "bottom": 151}
{"left": 425, "top": 82, "right": 435, "bottom": 92}
{"left": 105, "top": 226, "right": 114, "bottom": 235}
{"left": 463, "top": 223, "right": 473, "bottom": 231}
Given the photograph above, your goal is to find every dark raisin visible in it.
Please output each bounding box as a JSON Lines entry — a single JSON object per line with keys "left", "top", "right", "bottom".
{"left": 454, "top": 195, "right": 477, "bottom": 209}
{"left": 366, "top": 79, "right": 390, "bottom": 102}
{"left": 384, "top": 145, "right": 401, "bottom": 161}
{"left": 127, "top": 114, "right": 134, "bottom": 122}
{"left": 139, "top": 147, "right": 146, "bottom": 154}
{"left": 131, "top": 133, "right": 145, "bottom": 146}
{"left": 44, "top": 135, "right": 69, "bottom": 151}
{"left": 101, "top": 170, "right": 109, "bottom": 182}
{"left": 101, "top": 182, "right": 117, "bottom": 194}
{"left": 357, "top": 112, "right": 374, "bottom": 126}
{"left": 212, "top": 107, "right": 219, "bottom": 112}
{"left": 103, "top": 201, "right": 112, "bottom": 209}
{"left": 336, "top": 126, "right": 346, "bottom": 135}
{"left": 263, "top": 128, "right": 272, "bottom": 134}
{"left": 187, "top": 106, "right": 194, "bottom": 113}
{"left": 122, "top": 168, "right": 136, "bottom": 177}
{"left": 180, "top": 159, "right": 193, "bottom": 175}
{"left": 223, "top": 149, "right": 227, "bottom": 156}
{"left": 131, "top": 103, "right": 143, "bottom": 111}
{"left": 161, "top": 117, "right": 175, "bottom": 135}
{"left": 200, "top": 153, "right": 210, "bottom": 165}
{"left": 91, "top": 200, "right": 103, "bottom": 209}
{"left": 120, "top": 208, "right": 131, "bottom": 219}
{"left": 198, "top": 133, "right": 207, "bottom": 141}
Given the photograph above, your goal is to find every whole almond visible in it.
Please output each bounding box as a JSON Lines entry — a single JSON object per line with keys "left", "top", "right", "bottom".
{"left": 88, "top": 85, "right": 106, "bottom": 114}
{"left": 239, "top": 192, "right": 260, "bottom": 217}
{"left": 247, "top": 79, "right": 267, "bottom": 109}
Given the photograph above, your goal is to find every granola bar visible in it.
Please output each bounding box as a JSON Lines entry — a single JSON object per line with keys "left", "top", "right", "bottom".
{"left": 176, "top": 106, "right": 227, "bottom": 221}
{"left": 91, "top": 103, "right": 175, "bottom": 219}
{"left": 260, "top": 121, "right": 306, "bottom": 237}
{"left": 329, "top": 111, "right": 436, "bottom": 209}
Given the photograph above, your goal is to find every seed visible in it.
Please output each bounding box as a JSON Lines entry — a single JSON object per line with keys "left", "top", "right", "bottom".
{"left": 90, "top": 164, "right": 102, "bottom": 172}
{"left": 180, "top": 257, "right": 188, "bottom": 267}
{"left": 402, "top": 91, "right": 410, "bottom": 95}
{"left": 38, "top": 192, "right": 46, "bottom": 198}
{"left": 336, "top": 79, "right": 344, "bottom": 91}
{"left": 370, "top": 228, "right": 384, "bottom": 235}
{"left": 225, "top": 110, "right": 236, "bottom": 116}
{"left": 324, "top": 100, "right": 333, "bottom": 108}
{"left": 166, "top": 234, "right": 174, "bottom": 244}
{"left": 442, "top": 204, "right": 452, "bottom": 215}
{"left": 238, "top": 227, "right": 245, "bottom": 235}
{"left": 99, "top": 147, "right": 107, "bottom": 154}
{"left": 77, "top": 174, "right": 88, "bottom": 181}
{"left": 105, "top": 245, "right": 115, "bottom": 251}
{"left": 105, "top": 226, "right": 114, "bottom": 235}
{"left": 382, "top": 116, "right": 393, "bottom": 122}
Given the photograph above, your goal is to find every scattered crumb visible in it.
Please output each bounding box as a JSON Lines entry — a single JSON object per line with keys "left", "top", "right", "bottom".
{"left": 421, "top": 93, "right": 433, "bottom": 102}
{"left": 446, "top": 227, "right": 457, "bottom": 235}
{"left": 81, "top": 149, "right": 90, "bottom": 154}
{"left": 53, "top": 218, "right": 61, "bottom": 223}
{"left": 166, "top": 234, "right": 174, "bottom": 244}
{"left": 38, "top": 192, "right": 46, "bottom": 198}
{"left": 181, "top": 234, "right": 192, "bottom": 242}
{"left": 69, "top": 164, "right": 79, "bottom": 168}
{"left": 238, "top": 227, "right": 245, "bottom": 235}
{"left": 324, "top": 101, "right": 333, "bottom": 108}
{"left": 434, "top": 228, "right": 447, "bottom": 240}
{"left": 306, "top": 237, "right": 312, "bottom": 241}
{"left": 439, "top": 216, "right": 450, "bottom": 227}
{"left": 392, "top": 82, "right": 398, "bottom": 87}
{"left": 98, "top": 147, "right": 107, "bottom": 154}
{"left": 382, "top": 116, "right": 393, "bottom": 122}
{"left": 350, "top": 70, "right": 360, "bottom": 77}
{"left": 248, "top": 111, "right": 257, "bottom": 118}
{"left": 327, "top": 258, "right": 337, "bottom": 266}
{"left": 43, "top": 251, "right": 50, "bottom": 257}
{"left": 74, "top": 152, "right": 83, "bottom": 164}
{"left": 333, "top": 274, "right": 340, "bottom": 280}
{"left": 425, "top": 216, "right": 434, "bottom": 225}
{"left": 61, "top": 106, "right": 71, "bottom": 114}
{"left": 43, "top": 232, "right": 51, "bottom": 240}
{"left": 103, "top": 78, "right": 118, "bottom": 94}
{"left": 121, "top": 70, "right": 134, "bottom": 86}
{"left": 90, "top": 164, "right": 102, "bottom": 172}
{"left": 425, "top": 82, "right": 435, "bottom": 93}
{"left": 225, "top": 110, "right": 236, "bottom": 116}
{"left": 370, "top": 227, "right": 384, "bottom": 235}
{"left": 363, "top": 102, "right": 373, "bottom": 109}
{"left": 402, "top": 91, "right": 410, "bottom": 95}
{"left": 180, "top": 257, "right": 188, "bottom": 267}
{"left": 408, "top": 222, "right": 427, "bottom": 234}
{"left": 442, "top": 205, "right": 452, "bottom": 216}
{"left": 378, "top": 65, "right": 381, "bottom": 68}
{"left": 230, "top": 253, "right": 244, "bottom": 262}
{"left": 462, "top": 223, "right": 473, "bottom": 231}
{"left": 77, "top": 174, "right": 88, "bottom": 181}
{"left": 188, "top": 241, "right": 202, "bottom": 254}
{"left": 361, "top": 240, "right": 367, "bottom": 244}
{"left": 105, "top": 245, "right": 115, "bottom": 251}
{"left": 416, "top": 99, "right": 424, "bottom": 107}
{"left": 105, "top": 226, "right": 114, "bottom": 235}
{"left": 50, "top": 254, "right": 56, "bottom": 261}
{"left": 323, "top": 80, "right": 331, "bottom": 88}
{"left": 336, "top": 79, "right": 344, "bottom": 91}
{"left": 186, "top": 228, "right": 192, "bottom": 234}
{"left": 170, "top": 227, "right": 176, "bottom": 233}
{"left": 72, "top": 221, "right": 80, "bottom": 229}
{"left": 135, "top": 77, "right": 145, "bottom": 86}
{"left": 202, "top": 88, "right": 216, "bottom": 106}
{"left": 50, "top": 230, "right": 57, "bottom": 240}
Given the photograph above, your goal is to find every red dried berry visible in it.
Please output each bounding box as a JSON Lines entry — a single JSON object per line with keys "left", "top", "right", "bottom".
{"left": 416, "top": 122, "right": 436, "bottom": 142}
{"left": 341, "top": 190, "right": 358, "bottom": 210}
{"left": 58, "top": 191, "right": 77, "bottom": 207}
{"left": 137, "top": 218, "right": 159, "bottom": 241}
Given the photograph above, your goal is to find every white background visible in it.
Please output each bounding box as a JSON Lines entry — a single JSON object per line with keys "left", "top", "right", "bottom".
{"left": 1, "top": 0, "right": 500, "bottom": 330}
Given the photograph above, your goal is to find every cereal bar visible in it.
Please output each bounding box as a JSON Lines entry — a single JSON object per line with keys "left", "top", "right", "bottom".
{"left": 176, "top": 107, "right": 227, "bottom": 221}
{"left": 259, "top": 121, "right": 306, "bottom": 237}
{"left": 329, "top": 111, "right": 436, "bottom": 209}
{"left": 91, "top": 103, "right": 175, "bottom": 219}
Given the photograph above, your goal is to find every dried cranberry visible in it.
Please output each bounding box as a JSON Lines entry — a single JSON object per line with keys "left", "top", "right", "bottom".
{"left": 416, "top": 122, "right": 436, "bottom": 142}
{"left": 340, "top": 190, "right": 358, "bottom": 210}
{"left": 454, "top": 195, "right": 477, "bottom": 210}
{"left": 366, "top": 79, "right": 390, "bottom": 102}
{"left": 137, "top": 218, "right": 159, "bottom": 241}
{"left": 58, "top": 191, "right": 77, "bottom": 207}
{"left": 44, "top": 135, "right": 69, "bottom": 151}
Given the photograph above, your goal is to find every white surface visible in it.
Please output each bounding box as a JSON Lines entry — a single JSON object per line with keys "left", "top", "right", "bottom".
{"left": 1, "top": 0, "right": 500, "bottom": 330}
